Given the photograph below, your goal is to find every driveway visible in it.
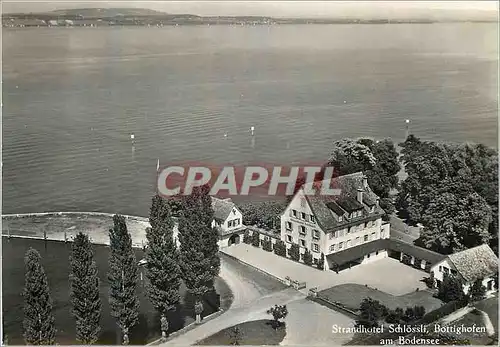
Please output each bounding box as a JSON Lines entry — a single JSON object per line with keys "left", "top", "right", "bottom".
{"left": 223, "top": 243, "right": 428, "bottom": 295}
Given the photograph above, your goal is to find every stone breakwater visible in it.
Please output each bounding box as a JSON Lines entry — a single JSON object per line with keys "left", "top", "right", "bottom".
{"left": 2, "top": 212, "right": 151, "bottom": 248}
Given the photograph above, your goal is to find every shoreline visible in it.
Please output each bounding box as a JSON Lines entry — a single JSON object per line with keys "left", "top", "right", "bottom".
{"left": 2, "top": 211, "right": 150, "bottom": 248}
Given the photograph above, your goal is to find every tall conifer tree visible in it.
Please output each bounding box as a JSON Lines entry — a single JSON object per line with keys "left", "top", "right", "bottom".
{"left": 145, "top": 194, "right": 181, "bottom": 338}
{"left": 23, "top": 248, "right": 56, "bottom": 345}
{"left": 178, "top": 185, "right": 220, "bottom": 319}
{"left": 69, "top": 232, "right": 101, "bottom": 344}
{"left": 108, "top": 215, "right": 139, "bottom": 345}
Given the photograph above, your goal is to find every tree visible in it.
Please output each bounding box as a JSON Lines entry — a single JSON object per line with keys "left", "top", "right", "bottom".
{"left": 266, "top": 305, "right": 288, "bottom": 329}
{"left": 413, "top": 306, "right": 426, "bottom": 320}
{"left": 327, "top": 138, "right": 400, "bottom": 216}
{"left": 317, "top": 253, "right": 325, "bottom": 270}
{"left": 228, "top": 327, "right": 242, "bottom": 345}
{"left": 108, "top": 215, "right": 140, "bottom": 345}
{"left": 69, "top": 233, "right": 101, "bottom": 344}
{"left": 355, "top": 298, "right": 387, "bottom": 328}
{"left": 145, "top": 194, "right": 181, "bottom": 339}
{"left": 398, "top": 138, "right": 498, "bottom": 254}
{"left": 288, "top": 243, "right": 300, "bottom": 261}
{"left": 437, "top": 275, "right": 464, "bottom": 303}
{"left": 274, "top": 240, "right": 286, "bottom": 257}
{"left": 303, "top": 249, "right": 313, "bottom": 265}
{"left": 178, "top": 185, "right": 221, "bottom": 319}
{"left": 251, "top": 231, "right": 260, "bottom": 247}
{"left": 469, "top": 279, "right": 486, "bottom": 302}
{"left": 23, "top": 248, "right": 56, "bottom": 345}
{"left": 239, "top": 201, "right": 286, "bottom": 230}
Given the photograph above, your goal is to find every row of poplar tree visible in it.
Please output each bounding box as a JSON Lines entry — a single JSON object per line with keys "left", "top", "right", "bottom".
{"left": 21, "top": 185, "right": 220, "bottom": 345}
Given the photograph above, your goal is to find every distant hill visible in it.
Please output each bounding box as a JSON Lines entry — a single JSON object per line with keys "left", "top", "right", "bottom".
{"left": 48, "top": 7, "right": 169, "bottom": 18}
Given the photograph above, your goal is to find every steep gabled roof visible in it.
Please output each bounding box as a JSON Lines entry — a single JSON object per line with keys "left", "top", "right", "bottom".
{"left": 302, "top": 172, "right": 384, "bottom": 232}
{"left": 447, "top": 244, "right": 498, "bottom": 283}
{"left": 211, "top": 197, "right": 238, "bottom": 222}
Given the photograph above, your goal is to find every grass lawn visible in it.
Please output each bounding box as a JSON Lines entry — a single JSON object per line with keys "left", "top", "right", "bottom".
{"left": 195, "top": 320, "right": 286, "bottom": 345}
{"left": 2, "top": 237, "right": 233, "bottom": 345}
{"left": 447, "top": 309, "right": 493, "bottom": 345}
{"left": 475, "top": 295, "right": 499, "bottom": 333}
{"left": 318, "top": 283, "right": 442, "bottom": 313}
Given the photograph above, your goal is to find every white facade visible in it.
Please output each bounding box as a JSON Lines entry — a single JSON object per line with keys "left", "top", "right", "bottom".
{"left": 211, "top": 206, "right": 243, "bottom": 233}
{"left": 280, "top": 188, "right": 324, "bottom": 262}
{"left": 430, "top": 258, "right": 497, "bottom": 294}
{"left": 280, "top": 186, "right": 389, "bottom": 270}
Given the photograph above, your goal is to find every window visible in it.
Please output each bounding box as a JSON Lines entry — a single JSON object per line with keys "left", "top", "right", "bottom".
{"left": 228, "top": 220, "right": 233, "bottom": 228}
{"left": 346, "top": 239, "right": 351, "bottom": 248}
{"left": 329, "top": 244, "right": 335, "bottom": 252}
{"left": 310, "top": 215, "right": 315, "bottom": 223}
{"left": 332, "top": 230, "right": 337, "bottom": 238}
{"left": 300, "top": 198, "right": 306, "bottom": 208}
{"left": 439, "top": 266, "right": 443, "bottom": 272}
{"left": 285, "top": 221, "right": 292, "bottom": 231}
{"left": 347, "top": 227, "right": 351, "bottom": 234}
{"left": 329, "top": 232, "right": 334, "bottom": 240}
{"left": 367, "top": 253, "right": 370, "bottom": 259}
{"left": 339, "top": 242, "right": 344, "bottom": 250}
{"left": 301, "top": 212, "right": 306, "bottom": 220}
{"left": 299, "top": 226, "right": 306, "bottom": 236}
{"left": 356, "top": 237, "right": 360, "bottom": 245}
{"left": 313, "top": 229, "right": 320, "bottom": 240}
{"left": 443, "top": 267, "right": 449, "bottom": 274}
{"left": 235, "top": 219, "right": 239, "bottom": 226}
{"left": 339, "top": 216, "right": 343, "bottom": 222}
{"left": 300, "top": 239, "right": 306, "bottom": 247}
{"left": 292, "top": 210, "right": 297, "bottom": 217}
{"left": 371, "top": 232, "right": 375, "bottom": 240}
{"left": 286, "top": 235, "right": 293, "bottom": 243}
{"left": 312, "top": 243, "right": 319, "bottom": 252}
{"left": 375, "top": 251, "right": 379, "bottom": 255}
{"left": 364, "top": 235, "right": 368, "bottom": 242}
{"left": 451, "top": 269, "right": 457, "bottom": 276}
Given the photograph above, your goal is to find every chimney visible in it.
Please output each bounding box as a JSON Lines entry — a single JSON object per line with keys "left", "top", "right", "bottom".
{"left": 357, "top": 189, "right": 363, "bottom": 204}
{"left": 362, "top": 175, "right": 368, "bottom": 189}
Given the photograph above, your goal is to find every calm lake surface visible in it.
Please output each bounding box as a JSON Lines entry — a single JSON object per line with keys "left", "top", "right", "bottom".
{"left": 2, "top": 24, "right": 498, "bottom": 216}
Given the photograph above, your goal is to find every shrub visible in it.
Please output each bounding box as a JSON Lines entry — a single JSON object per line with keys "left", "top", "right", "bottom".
{"left": 317, "top": 253, "right": 325, "bottom": 270}
{"left": 402, "top": 307, "right": 415, "bottom": 322}
{"left": 356, "top": 298, "right": 388, "bottom": 328}
{"left": 243, "top": 230, "right": 252, "bottom": 244}
{"left": 262, "top": 238, "right": 273, "bottom": 252}
{"left": 251, "top": 232, "right": 260, "bottom": 247}
{"left": 289, "top": 244, "right": 300, "bottom": 261}
{"left": 266, "top": 304, "right": 288, "bottom": 330}
{"left": 274, "top": 240, "right": 287, "bottom": 257}
{"left": 469, "top": 279, "right": 487, "bottom": 302}
{"left": 437, "top": 274, "right": 465, "bottom": 303}
{"left": 303, "top": 249, "right": 313, "bottom": 266}
{"left": 413, "top": 306, "right": 426, "bottom": 320}
{"left": 401, "top": 254, "right": 412, "bottom": 265}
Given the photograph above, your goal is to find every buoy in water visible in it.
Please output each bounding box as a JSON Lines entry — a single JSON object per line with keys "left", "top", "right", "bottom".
{"left": 250, "top": 126, "right": 255, "bottom": 136}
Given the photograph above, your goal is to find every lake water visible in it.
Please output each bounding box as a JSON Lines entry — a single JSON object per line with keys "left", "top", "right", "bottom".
{"left": 2, "top": 24, "right": 498, "bottom": 216}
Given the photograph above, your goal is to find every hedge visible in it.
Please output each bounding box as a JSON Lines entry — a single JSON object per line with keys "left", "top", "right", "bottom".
{"left": 251, "top": 231, "right": 260, "bottom": 247}
{"left": 262, "top": 238, "right": 273, "bottom": 252}
{"left": 274, "top": 240, "right": 287, "bottom": 257}
{"left": 419, "top": 299, "right": 468, "bottom": 324}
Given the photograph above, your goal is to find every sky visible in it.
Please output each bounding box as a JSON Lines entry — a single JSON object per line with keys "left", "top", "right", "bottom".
{"left": 1, "top": 1, "right": 499, "bottom": 19}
